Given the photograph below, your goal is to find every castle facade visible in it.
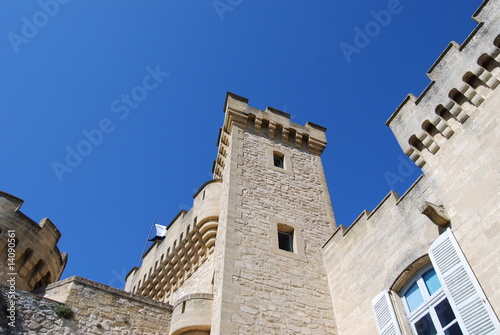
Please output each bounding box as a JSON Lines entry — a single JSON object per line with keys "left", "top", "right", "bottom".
{"left": 1, "top": 0, "right": 500, "bottom": 334}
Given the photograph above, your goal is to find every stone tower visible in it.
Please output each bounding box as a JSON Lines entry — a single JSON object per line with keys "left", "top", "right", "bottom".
{"left": 0, "top": 191, "right": 67, "bottom": 291}
{"left": 211, "top": 93, "right": 337, "bottom": 334}
{"left": 124, "top": 93, "right": 338, "bottom": 334}
{"left": 3, "top": 1, "right": 499, "bottom": 334}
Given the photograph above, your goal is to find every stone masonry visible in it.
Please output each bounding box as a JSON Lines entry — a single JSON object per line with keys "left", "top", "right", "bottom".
{"left": 0, "top": 192, "right": 67, "bottom": 291}
{"left": 1, "top": 276, "right": 172, "bottom": 334}
{"left": 1, "top": 0, "right": 499, "bottom": 334}
{"left": 324, "top": 0, "right": 500, "bottom": 333}
{"left": 211, "top": 95, "right": 337, "bottom": 334}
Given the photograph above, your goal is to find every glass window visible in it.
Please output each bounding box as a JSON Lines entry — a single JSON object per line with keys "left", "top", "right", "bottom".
{"left": 405, "top": 282, "right": 424, "bottom": 312}
{"left": 415, "top": 313, "right": 437, "bottom": 335}
{"left": 273, "top": 152, "right": 284, "bottom": 168}
{"left": 401, "top": 265, "right": 464, "bottom": 335}
{"left": 278, "top": 231, "right": 293, "bottom": 252}
{"left": 423, "top": 268, "right": 441, "bottom": 296}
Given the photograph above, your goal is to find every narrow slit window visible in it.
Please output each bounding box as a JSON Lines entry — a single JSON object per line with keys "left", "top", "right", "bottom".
{"left": 273, "top": 151, "right": 284, "bottom": 168}
{"left": 181, "top": 301, "right": 186, "bottom": 313}
{"left": 278, "top": 230, "right": 294, "bottom": 252}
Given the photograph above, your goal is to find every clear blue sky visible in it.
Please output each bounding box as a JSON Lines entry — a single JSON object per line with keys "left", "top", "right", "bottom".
{"left": 0, "top": 0, "right": 481, "bottom": 288}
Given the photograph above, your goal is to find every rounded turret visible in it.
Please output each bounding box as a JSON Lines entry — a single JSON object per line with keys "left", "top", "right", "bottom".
{"left": 0, "top": 191, "right": 67, "bottom": 291}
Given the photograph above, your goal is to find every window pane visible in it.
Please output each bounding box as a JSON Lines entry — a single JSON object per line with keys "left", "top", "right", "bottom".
{"left": 273, "top": 152, "right": 284, "bottom": 168}
{"left": 444, "top": 322, "right": 463, "bottom": 335}
{"left": 278, "top": 231, "right": 293, "bottom": 252}
{"left": 415, "top": 313, "right": 437, "bottom": 335}
{"left": 423, "top": 268, "right": 441, "bottom": 296}
{"left": 435, "top": 298, "right": 457, "bottom": 328}
{"left": 405, "top": 282, "right": 424, "bottom": 312}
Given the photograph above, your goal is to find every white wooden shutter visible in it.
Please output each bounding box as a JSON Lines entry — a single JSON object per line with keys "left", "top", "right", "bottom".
{"left": 371, "top": 290, "right": 402, "bottom": 335}
{"left": 428, "top": 229, "right": 500, "bottom": 334}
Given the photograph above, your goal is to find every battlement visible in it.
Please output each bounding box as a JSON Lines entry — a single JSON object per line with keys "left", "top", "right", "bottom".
{"left": 125, "top": 179, "right": 221, "bottom": 304}
{"left": 322, "top": 174, "right": 444, "bottom": 289}
{"left": 213, "top": 92, "right": 328, "bottom": 179}
{"left": 0, "top": 191, "right": 67, "bottom": 291}
{"left": 325, "top": 175, "right": 430, "bottom": 244}
{"left": 0, "top": 191, "right": 62, "bottom": 245}
{"left": 387, "top": 0, "right": 500, "bottom": 168}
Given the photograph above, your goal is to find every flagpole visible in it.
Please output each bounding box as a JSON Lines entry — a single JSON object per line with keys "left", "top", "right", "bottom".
{"left": 138, "top": 218, "right": 156, "bottom": 268}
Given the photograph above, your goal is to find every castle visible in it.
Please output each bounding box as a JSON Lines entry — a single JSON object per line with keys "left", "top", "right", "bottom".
{"left": 1, "top": 0, "right": 500, "bottom": 334}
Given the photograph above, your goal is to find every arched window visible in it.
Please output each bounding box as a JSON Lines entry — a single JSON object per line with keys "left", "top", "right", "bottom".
{"left": 371, "top": 230, "right": 500, "bottom": 335}
{"left": 400, "top": 264, "right": 462, "bottom": 334}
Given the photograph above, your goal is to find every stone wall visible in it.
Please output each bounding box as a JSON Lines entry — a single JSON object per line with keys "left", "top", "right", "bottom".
{"left": 0, "top": 192, "right": 67, "bottom": 291}
{"left": 387, "top": 0, "right": 500, "bottom": 319}
{"left": 1, "top": 284, "right": 80, "bottom": 335}
{"left": 34, "top": 276, "right": 172, "bottom": 334}
{"left": 125, "top": 180, "right": 221, "bottom": 305}
{"left": 211, "top": 119, "right": 236, "bottom": 334}
{"left": 323, "top": 177, "right": 440, "bottom": 335}
{"left": 427, "top": 74, "right": 500, "bottom": 318}
{"left": 324, "top": 1, "right": 500, "bottom": 333}
{"left": 214, "top": 95, "right": 337, "bottom": 334}
{"left": 171, "top": 255, "right": 214, "bottom": 303}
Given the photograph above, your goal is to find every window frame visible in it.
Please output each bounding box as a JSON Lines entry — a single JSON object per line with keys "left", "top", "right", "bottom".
{"left": 269, "top": 217, "right": 305, "bottom": 260}
{"left": 373, "top": 229, "right": 500, "bottom": 335}
{"left": 400, "top": 264, "right": 462, "bottom": 335}
{"left": 273, "top": 151, "right": 284, "bottom": 168}
{"left": 265, "top": 145, "right": 293, "bottom": 175}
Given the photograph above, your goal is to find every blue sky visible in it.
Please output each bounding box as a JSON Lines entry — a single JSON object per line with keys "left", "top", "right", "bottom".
{"left": 0, "top": 0, "right": 481, "bottom": 288}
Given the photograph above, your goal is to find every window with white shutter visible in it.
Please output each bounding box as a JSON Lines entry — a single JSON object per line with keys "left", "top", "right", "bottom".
{"left": 372, "top": 229, "right": 500, "bottom": 335}
{"left": 371, "top": 290, "right": 402, "bottom": 335}
{"left": 428, "top": 228, "right": 500, "bottom": 335}
{"left": 400, "top": 264, "right": 462, "bottom": 334}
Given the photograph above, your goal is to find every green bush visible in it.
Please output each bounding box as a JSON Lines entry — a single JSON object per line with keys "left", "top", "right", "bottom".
{"left": 54, "top": 305, "right": 74, "bottom": 319}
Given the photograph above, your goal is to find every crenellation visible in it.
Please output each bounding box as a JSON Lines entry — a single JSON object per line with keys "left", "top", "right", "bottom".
{"left": 388, "top": 5, "right": 500, "bottom": 173}
{"left": 211, "top": 100, "right": 337, "bottom": 333}
{"left": 214, "top": 93, "right": 328, "bottom": 179}
{"left": 0, "top": 192, "right": 67, "bottom": 291}
{"left": 124, "top": 179, "right": 221, "bottom": 305}
{"left": 3, "top": 2, "right": 500, "bottom": 334}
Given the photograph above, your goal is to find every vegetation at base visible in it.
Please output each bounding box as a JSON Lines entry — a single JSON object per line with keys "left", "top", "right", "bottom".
{"left": 54, "top": 305, "right": 74, "bottom": 319}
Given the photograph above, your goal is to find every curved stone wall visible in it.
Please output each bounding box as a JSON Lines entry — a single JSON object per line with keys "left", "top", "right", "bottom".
{"left": 170, "top": 293, "right": 212, "bottom": 335}
{"left": 125, "top": 180, "right": 221, "bottom": 304}
{"left": 0, "top": 192, "right": 67, "bottom": 291}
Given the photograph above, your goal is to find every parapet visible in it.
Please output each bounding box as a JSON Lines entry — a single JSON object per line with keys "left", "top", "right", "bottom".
{"left": 324, "top": 175, "right": 430, "bottom": 245}
{"left": 0, "top": 191, "right": 67, "bottom": 291}
{"left": 213, "top": 92, "right": 328, "bottom": 179}
{"left": 34, "top": 276, "right": 172, "bottom": 334}
{"left": 125, "top": 179, "right": 221, "bottom": 304}
{"left": 387, "top": 0, "right": 500, "bottom": 168}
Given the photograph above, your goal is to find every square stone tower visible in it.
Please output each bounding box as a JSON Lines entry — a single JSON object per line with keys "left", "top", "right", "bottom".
{"left": 211, "top": 93, "right": 337, "bottom": 334}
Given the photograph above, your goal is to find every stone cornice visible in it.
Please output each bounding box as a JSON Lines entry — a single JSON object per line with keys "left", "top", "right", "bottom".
{"left": 213, "top": 92, "right": 328, "bottom": 179}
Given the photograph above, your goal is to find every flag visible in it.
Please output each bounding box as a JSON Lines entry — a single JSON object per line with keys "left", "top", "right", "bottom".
{"left": 148, "top": 224, "right": 167, "bottom": 242}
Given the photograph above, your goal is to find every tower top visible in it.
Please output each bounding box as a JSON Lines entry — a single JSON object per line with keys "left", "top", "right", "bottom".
{"left": 213, "top": 92, "right": 328, "bottom": 179}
